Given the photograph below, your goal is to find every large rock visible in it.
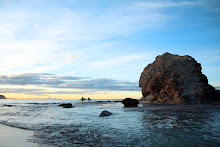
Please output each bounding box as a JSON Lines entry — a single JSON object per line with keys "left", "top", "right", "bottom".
{"left": 139, "top": 52, "right": 220, "bottom": 104}
{"left": 0, "top": 95, "right": 6, "bottom": 99}
{"left": 122, "top": 98, "right": 139, "bottom": 107}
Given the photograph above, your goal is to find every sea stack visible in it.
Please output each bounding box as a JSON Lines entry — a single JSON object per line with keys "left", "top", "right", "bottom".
{"left": 139, "top": 52, "right": 220, "bottom": 104}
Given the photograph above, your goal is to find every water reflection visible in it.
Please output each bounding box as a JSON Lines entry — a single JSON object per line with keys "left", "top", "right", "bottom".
{"left": 141, "top": 104, "right": 220, "bottom": 146}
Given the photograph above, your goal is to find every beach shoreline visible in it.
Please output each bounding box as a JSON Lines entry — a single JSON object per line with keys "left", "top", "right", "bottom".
{"left": 0, "top": 123, "right": 38, "bottom": 147}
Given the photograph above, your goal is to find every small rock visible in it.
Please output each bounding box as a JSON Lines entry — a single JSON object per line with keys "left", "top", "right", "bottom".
{"left": 3, "top": 104, "right": 13, "bottom": 107}
{"left": 99, "top": 110, "right": 112, "bottom": 117}
{"left": 58, "top": 103, "right": 73, "bottom": 108}
{"left": 63, "top": 105, "right": 73, "bottom": 108}
{"left": 122, "top": 98, "right": 139, "bottom": 107}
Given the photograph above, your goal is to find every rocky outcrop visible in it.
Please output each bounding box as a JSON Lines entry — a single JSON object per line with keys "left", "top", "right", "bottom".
{"left": 99, "top": 110, "right": 112, "bottom": 117}
{"left": 122, "top": 98, "right": 139, "bottom": 107}
{"left": 139, "top": 52, "right": 220, "bottom": 104}
{"left": 0, "top": 95, "right": 6, "bottom": 99}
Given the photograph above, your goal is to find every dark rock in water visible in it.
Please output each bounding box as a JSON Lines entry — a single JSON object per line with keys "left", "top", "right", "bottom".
{"left": 58, "top": 103, "right": 73, "bottom": 108}
{"left": 63, "top": 105, "right": 73, "bottom": 108}
{"left": 0, "top": 95, "right": 6, "bottom": 99}
{"left": 113, "top": 100, "right": 122, "bottom": 102}
{"left": 3, "top": 104, "right": 12, "bottom": 107}
{"left": 96, "top": 101, "right": 103, "bottom": 103}
{"left": 139, "top": 52, "right": 220, "bottom": 104}
{"left": 99, "top": 110, "right": 112, "bottom": 117}
{"left": 122, "top": 98, "right": 139, "bottom": 107}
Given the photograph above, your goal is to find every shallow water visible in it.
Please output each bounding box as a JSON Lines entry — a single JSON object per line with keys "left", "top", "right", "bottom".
{"left": 0, "top": 99, "right": 219, "bottom": 147}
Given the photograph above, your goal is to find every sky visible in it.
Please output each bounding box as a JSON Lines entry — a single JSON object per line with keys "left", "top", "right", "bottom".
{"left": 0, "top": 0, "right": 219, "bottom": 99}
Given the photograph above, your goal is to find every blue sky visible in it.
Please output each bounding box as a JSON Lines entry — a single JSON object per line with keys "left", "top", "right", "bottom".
{"left": 0, "top": 0, "right": 219, "bottom": 99}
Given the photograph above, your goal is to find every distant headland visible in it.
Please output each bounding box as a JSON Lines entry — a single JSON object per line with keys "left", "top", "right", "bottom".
{"left": 0, "top": 95, "right": 6, "bottom": 99}
{"left": 139, "top": 52, "right": 220, "bottom": 104}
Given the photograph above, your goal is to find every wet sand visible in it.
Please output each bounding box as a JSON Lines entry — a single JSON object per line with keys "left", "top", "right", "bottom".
{"left": 0, "top": 124, "right": 38, "bottom": 147}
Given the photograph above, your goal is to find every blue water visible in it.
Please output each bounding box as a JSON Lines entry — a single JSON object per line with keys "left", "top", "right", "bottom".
{"left": 0, "top": 99, "right": 220, "bottom": 147}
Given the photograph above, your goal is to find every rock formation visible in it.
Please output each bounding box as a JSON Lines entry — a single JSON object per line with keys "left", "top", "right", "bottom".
{"left": 122, "top": 98, "right": 139, "bottom": 107}
{"left": 0, "top": 95, "right": 6, "bottom": 99}
{"left": 139, "top": 52, "right": 219, "bottom": 104}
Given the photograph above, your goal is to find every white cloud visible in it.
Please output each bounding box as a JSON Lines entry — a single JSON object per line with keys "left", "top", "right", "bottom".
{"left": 66, "top": 54, "right": 80, "bottom": 59}
{"left": 0, "top": 0, "right": 172, "bottom": 74}
{"left": 90, "top": 51, "right": 157, "bottom": 71}
{"left": 0, "top": 0, "right": 215, "bottom": 77}
{"left": 0, "top": 39, "right": 62, "bottom": 72}
{"left": 0, "top": 0, "right": 172, "bottom": 41}
{"left": 91, "top": 54, "right": 145, "bottom": 68}
{"left": 136, "top": 1, "right": 201, "bottom": 9}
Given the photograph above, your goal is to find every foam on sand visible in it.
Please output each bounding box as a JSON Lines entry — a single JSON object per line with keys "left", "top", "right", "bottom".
{"left": 0, "top": 124, "right": 38, "bottom": 147}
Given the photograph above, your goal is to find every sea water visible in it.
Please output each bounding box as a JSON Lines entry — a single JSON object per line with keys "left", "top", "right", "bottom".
{"left": 0, "top": 99, "right": 219, "bottom": 147}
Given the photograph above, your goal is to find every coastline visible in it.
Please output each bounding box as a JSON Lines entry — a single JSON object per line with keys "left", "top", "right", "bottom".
{"left": 0, "top": 124, "right": 38, "bottom": 147}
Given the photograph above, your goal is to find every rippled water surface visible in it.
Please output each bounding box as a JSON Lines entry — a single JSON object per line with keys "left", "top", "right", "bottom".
{"left": 0, "top": 99, "right": 220, "bottom": 147}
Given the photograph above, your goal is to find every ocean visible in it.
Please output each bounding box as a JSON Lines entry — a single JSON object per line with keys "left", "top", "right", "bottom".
{"left": 0, "top": 99, "right": 220, "bottom": 147}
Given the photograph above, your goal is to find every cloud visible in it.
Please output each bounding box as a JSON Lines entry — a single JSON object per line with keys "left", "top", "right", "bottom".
{"left": 0, "top": 73, "right": 140, "bottom": 92}
{"left": 0, "top": 88, "right": 90, "bottom": 95}
{"left": 0, "top": 73, "right": 83, "bottom": 85}
{"left": 66, "top": 54, "right": 80, "bottom": 59}
{"left": 0, "top": 0, "right": 206, "bottom": 74}
{"left": 136, "top": 1, "right": 201, "bottom": 9}
{"left": 56, "top": 78, "right": 140, "bottom": 91}
{"left": 0, "top": 0, "right": 173, "bottom": 43}
{"left": 91, "top": 54, "right": 146, "bottom": 68}
{"left": 0, "top": 88, "right": 44, "bottom": 94}
{"left": 0, "top": 0, "right": 161, "bottom": 73}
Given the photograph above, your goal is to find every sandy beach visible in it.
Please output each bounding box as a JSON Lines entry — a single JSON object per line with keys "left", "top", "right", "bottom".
{"left": 0, "top": 124, "right": 38, "bottom": 147}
